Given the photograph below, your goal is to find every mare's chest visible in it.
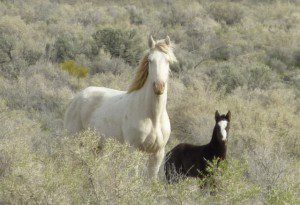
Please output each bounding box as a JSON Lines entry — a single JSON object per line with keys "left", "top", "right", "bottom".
{"left": 124, "top": 113, "right": 170, "bottom": 153}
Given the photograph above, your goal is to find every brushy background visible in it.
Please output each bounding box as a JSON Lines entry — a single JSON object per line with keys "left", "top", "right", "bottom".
{"left": 0, "top": 0, "right": 299, "bottom": 204}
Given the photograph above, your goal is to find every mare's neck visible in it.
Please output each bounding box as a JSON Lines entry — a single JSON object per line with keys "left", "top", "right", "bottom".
{"left": 137, "top": 78, "right": 168, "bottom": 126}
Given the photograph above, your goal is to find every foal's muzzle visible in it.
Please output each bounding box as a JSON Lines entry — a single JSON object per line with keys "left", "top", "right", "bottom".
{"left": 153, "top": 81, "right": 165, "bottom": 95}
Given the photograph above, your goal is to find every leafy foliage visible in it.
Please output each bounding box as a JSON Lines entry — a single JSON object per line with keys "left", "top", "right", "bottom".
{"left": 53, "top": 35, "right": 77, "bottom": 63}
{"left": 92, "top": 28, "right": 143, "bottom": 66}
{"left": 61, "top": 60, "right": 88, "bottom": 79}
{"left": 0, "top": 16, "right": 43, "bottom": 78}
{"left": 209, "top": 2, "right": 244, "bottom": 25}
{"left": 61, "top": 60, "right": 89, "bottom": 86}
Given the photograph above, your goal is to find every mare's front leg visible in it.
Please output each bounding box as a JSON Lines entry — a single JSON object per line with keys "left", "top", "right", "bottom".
{"left": 148, "top": 148, "right": 165, "bottom": 180}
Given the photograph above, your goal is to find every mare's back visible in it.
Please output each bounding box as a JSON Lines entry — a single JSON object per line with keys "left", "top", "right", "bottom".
{"left": 79, "top": 86, "right": 125, "bottom": 128}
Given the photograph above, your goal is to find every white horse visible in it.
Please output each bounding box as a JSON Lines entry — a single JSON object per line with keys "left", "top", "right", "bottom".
{"left": 64, "top": 36, "right": 177, "bottom": 179}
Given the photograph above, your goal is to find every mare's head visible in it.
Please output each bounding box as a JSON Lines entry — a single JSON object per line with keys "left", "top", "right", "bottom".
{"left": 128, "top": 35, "right": 177, "bottom": 95}
{"left": 212, "top": 110, "right": 231, "bottom": 143}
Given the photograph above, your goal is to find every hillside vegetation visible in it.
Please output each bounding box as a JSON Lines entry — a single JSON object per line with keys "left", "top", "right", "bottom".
{"left": 0, "top": 0, "right": 299, "bottom": 204}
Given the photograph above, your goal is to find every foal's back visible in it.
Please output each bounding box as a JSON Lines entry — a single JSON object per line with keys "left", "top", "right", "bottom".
{"left": 165, "top": 143, "right": 213, "bottom": 181}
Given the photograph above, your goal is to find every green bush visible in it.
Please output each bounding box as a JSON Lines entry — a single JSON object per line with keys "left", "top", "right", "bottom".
{"left": 210, "top": 63, "right": 246, "bottom": 93}
{"left": 159, "top": 1, "right": 203, "bottom": 27}
{"left": 126, "top": 5, "right": 143, "bottom": 25}
{"left": 210, "top": 62, "right": 278, "bottom": 93}
{"left": 293, "top": 49, "right": 300, "bottom": 67}
{"left": 266, "top": 47, "right": 295, "bottom": 70}
{"left": 0, "top": 16, "right": 43, "bottom": 78}
{"left": 89, "top": 50, "right": 131, "bottom": 74}
{"left": 247, "top": 63, "right": 276, "bottom": 90}
{"left": 0, "top": 35, "right": 14, "bottom": 64}
{"left": 61, "top": 60, "right": 89, "bottom": 79}
{"left": 61, "top": 60, "right": 89, "bottom": 87}
{"left": 92, "top": 28, "right": 143, "bottom": 66}
{"left": 209, "top": 2, "right": 244, "bottom": 25}
{"left": 52, "top": 35, "right": 77, "bottom": 63}
{"left": 210, "top": 44, "right": 230, "bottom": 61}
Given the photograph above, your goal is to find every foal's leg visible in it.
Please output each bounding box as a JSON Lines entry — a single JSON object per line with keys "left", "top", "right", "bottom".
{"left": 148, "top": 148, "right": 165, "bottom": 179}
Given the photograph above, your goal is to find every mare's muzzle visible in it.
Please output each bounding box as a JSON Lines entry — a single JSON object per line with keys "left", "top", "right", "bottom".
{"left": 153, "top": 81, "right": 165, "bottom": 95}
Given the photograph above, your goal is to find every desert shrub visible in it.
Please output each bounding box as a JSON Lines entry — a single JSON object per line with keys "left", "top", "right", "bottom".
{"left": 23, "top": 47, "right": 42, "bottom": 65}
{"left": 0, "top": 63, "right": 72, "bottom": 116}
{"left": 249, "top": 0, "right": 273, "bottom": 2}
{"left": 88, "top": 69, "right": 133, "bottom": 93}
{"left": 0, "top": 127, "right": 150, "bottom": 204}
{"left": 184, "top": 16, "right": 219, "bottom": 54}
{"left": 208, "top": 62, "right": 279, "bottom": 93}
{"left": 245, "top": 144, "right": 299, "bottom": 205}
{"left": 90, "top": 50, "right": 132, "bottom": 74}
{"left": 126, "top": 5, "right": 143, "bottom": 25}
{"left": 210, "top": 43, "right": 230, "bottom": 61}
{"left": 159, "top": 1, "right": 203, "bottom": 27}
{"left": 0, "top": 16, "right": 43, "bottom": 78}
{"left": 92, "top": 28, "right": 143, "bottom": 66}
{"left": 48, "top": 24, "right": 95, "bottom": 63}
{"left": 61, "top": 60, "right": 89, "bottom": 86}
{"left": 246, "top": 63, "right": 277, "bottom": 90}
{"left": 293, "top": 49, "right": 300, "bottom": 67}
{"left": 0, "top": 125, "right": 280, "bottom": 204}
{"left": 266, "top": 47, "right": 295, "bottom": 70}
{"left": 209, "top": 2, "right": 244, "bottom": 25}
{"left": 52, "top": 34, "right": 77, "bottom": 63}
{"left": 0, "top": 110, "right": 58, "bottom": 204}
{"left": 169, "top": 48, "right": 195, "bottom": 72}
{"left": 0, "top": 34, "right": 13, "bottom": 64}
{"left": 74, "top": 3, "right": 106, "bottom": 26}
{"left": 33, "top": 1, "right": 59, "bottom": 22}
{"left": 209, "top": 63, "right": 246, "bottom": 93}
{"left": 106, "top": 5, "right": 130, "bottom": 24}
{"left": 205, "top": 159, "right": 261, "bottom": 204}
{"left": 160, "top": 7, "right": 186, "bottom": 27}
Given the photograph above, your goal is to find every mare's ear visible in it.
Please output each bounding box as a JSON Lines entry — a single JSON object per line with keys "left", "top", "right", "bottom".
{"left": 148, "top": 35, "right": 155, "bottom": 49}
{"left": 215, "top": 110, "right": 220, "bottom": 121}
{"left": 165, "top": 36, "right": 170, "bottom": 45}
{"left": 226, "top": 111, "right": 231, "bottom": 122}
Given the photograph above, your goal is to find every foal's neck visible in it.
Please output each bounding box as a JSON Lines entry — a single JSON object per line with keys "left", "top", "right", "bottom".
{"left": 208, "top": 127, "right": 227, "bottom": 159}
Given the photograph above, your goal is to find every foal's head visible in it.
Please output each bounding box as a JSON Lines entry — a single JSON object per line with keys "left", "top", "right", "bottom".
{"left": 212, "top": 110, "right": 231, "bottom": 143}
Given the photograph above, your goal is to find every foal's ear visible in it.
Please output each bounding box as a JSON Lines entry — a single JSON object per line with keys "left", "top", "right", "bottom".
{"left": 165, "top": 35, "right": 170, "bottom": 45}
{"left": 148, "top": 35, "right": 155, "bottom": 49}
{"left": 226, "top": 111, "right": 231, "bottom": 122}
{"left": 215, "top": 110, "right": 220, "bottom": 121}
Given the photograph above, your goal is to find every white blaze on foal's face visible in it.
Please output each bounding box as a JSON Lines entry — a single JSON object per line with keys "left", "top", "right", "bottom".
{"left": 218, "top": 120, "right": 228, "bottom": 141}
